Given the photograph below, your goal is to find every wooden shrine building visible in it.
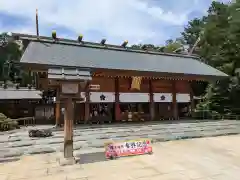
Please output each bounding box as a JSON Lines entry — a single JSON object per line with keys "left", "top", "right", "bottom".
{"left": 14, "top": 33, "right": 228, "bottom": 125}
{"left": 0, "top": 85, "right": 42, "bottom": 120}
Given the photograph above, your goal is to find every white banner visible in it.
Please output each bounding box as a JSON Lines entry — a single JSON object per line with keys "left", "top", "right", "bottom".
{"left": 176, "top": 93, "right": 190, "bottom": 103}
{"left": 78, "top": 92, "right": 190, "bottom": 103}
{"left": 119, "top": 93, "right": 149, "bottom": 102}
{"left": 90, "top": 92, "right": 115, "bottom": 102}
{"left": 153, "top": 93, "right": 172, "bottom": 102}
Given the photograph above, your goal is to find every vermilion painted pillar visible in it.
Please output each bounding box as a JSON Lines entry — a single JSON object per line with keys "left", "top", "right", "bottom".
{"left": 84, "top": 82, "right": 90, "bottom": 123}
{"left": 189, "top": 82, "right": 195, "bottom": 116}
{"left": 149, "top": 79, "right": 155, "bottom": 121}
{"left": 55, "top": 88, "right": 61, "bottom": 126}
{"left": 115, "top": 77, "right": 120, "bottom": 121}
{"left": 172, "top": 80, "right": 178, "bottom": 120}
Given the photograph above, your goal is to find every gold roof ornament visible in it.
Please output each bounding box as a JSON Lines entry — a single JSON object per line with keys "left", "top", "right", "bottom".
{"left": 78, "top": 34, "right": 83, "bottom": 42}
{"left": 121, "top": 40, "right": 128, "bottom": 48}
{"left": 52, "top": 30, "right": 57, "bottom": 40}
{"left": 100, "top": 39, "right": 106, "bottom": 45}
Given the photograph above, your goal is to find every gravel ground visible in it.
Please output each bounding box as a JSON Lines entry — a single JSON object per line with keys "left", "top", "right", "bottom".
{"left": 0, "top": 120, "right": 240, "bottom": 162}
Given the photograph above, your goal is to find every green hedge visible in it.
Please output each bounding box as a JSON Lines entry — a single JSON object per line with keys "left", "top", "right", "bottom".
{"left": 0, "top": 113, "right": 19, "bottom": 131}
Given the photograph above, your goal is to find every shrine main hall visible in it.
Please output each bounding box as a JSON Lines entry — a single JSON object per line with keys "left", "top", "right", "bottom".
{"left": 15, "top": 33, "right": 227, "bottom": 125}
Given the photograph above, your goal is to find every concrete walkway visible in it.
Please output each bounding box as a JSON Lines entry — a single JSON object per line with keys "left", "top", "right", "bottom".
{"left": 1, "top": 135, "right": 240, "bottom": 180}
{"left": 1, "top": 120, "right": 240, "bottom": 162}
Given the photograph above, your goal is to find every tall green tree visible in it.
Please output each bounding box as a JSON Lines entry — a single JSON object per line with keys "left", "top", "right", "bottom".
{"left": 0, "top": 33, "right": 22, "bottom": 81}
{"left": 131, "top": 39, "right": 184, "bottom": 53}
{"left": 182, "top": 1, "right": 240, "bottom": 115}
{"left": 181, "top": 18, "right": 206, "bottom": 52}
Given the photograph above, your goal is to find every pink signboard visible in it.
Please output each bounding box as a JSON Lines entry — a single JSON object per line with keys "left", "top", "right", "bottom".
{"left": 105, "top": 139, "right": 153, "bottom": 159}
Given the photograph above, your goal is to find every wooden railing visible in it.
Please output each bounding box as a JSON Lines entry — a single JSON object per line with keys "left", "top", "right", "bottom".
{"left": 14, "top": 117, "right": 36, "bottom": 126}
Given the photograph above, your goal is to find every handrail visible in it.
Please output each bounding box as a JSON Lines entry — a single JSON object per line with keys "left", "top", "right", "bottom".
{"left": 191, "top": 110, "right": 240, "bottom": 120}
{"left": 14, "top": 117, "right": 36, "bottom": 126}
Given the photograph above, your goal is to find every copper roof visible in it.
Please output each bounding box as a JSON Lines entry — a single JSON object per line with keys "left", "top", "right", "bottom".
{"left": 15, "top": 33, "right": 228, "bottom": 78}
{"left": 0, "top": 87, "right": 42, "bottom": 100}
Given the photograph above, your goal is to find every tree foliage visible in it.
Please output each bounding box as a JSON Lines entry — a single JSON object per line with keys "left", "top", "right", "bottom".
{"left": 131, "top": 1, "right": 240, "bottom": 115}
{"left": 182, "top": 1, "right": 240, "bottom": 115}
{"left": 0, "top": 33, "right": 22, "bottom": 81}
{"left": 131, "top": 39, "right": 184, "bottom": 53}
{"left": 0, "top": 33, "right": 34, "bottom": 86}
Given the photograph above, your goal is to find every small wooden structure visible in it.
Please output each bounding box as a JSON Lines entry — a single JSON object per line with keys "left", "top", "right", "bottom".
{"left": 14, "top": 33, "right": 228, "bottom": 159}
{"left": 0, "top": 85, "right": 42, "bottom": 123}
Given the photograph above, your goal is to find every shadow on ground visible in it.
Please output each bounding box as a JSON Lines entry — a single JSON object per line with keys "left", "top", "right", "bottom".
{"left": 76, "top": 152, "right": 107, "bottom": 164}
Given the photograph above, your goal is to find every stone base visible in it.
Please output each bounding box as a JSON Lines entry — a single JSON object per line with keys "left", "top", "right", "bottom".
{"left": 58, "top": 157, "right": 76, "bottom": 166}
{"left": 64, "top": 140, "right": 74, "bottom": 158}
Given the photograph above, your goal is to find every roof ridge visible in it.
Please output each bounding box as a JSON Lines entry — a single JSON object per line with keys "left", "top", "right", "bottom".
{"left": 13, "top": 33, "right": 199, "bottom": 59}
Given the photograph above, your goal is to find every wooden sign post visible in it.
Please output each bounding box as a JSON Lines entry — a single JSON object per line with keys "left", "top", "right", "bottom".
{"left": 47, "top": 67, "right": 91, "bottom": 164}
{"left": 63, "top": 97, "right": 74, "bottom": 158}
{"left": 60, "top": 82, "right": 86, "bottom": 161}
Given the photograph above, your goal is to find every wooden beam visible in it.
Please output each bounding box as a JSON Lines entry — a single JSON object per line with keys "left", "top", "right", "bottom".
{"left": 92, "top": 69, "right": 208, "bottom": 81}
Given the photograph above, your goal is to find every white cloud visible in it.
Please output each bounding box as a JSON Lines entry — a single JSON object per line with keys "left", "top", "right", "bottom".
{"left": 0, "top": 0, "right": 189, "bottom": 44}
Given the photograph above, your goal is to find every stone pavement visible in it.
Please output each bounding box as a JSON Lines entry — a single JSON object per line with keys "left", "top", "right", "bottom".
{"left": 1, "top": 135, "right": 240, "bottom": 180}
{"left": 1, "top": 120, "right": 240, "bottom": 162}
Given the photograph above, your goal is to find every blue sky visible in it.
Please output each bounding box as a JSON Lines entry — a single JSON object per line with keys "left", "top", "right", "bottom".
{"left": 0, "top": 0, "right": 230, "bottom": 45}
